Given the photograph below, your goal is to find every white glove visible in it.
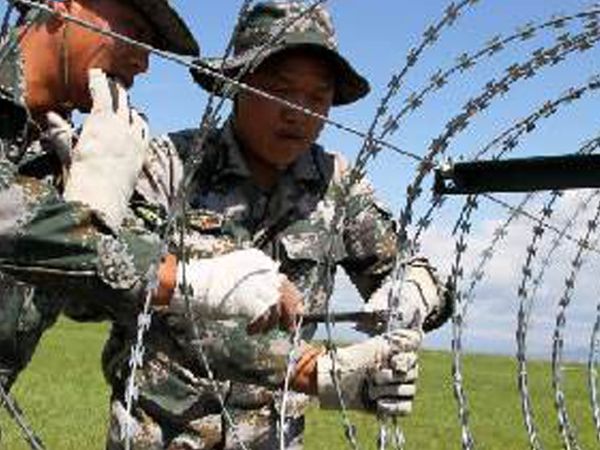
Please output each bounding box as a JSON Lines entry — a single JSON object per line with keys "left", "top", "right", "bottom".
{"left": 360, "top": 257, "right": 450, "bottom": 334}
{"left": 317, "top": 328, "right": 421, "bottom": 414}
{"left": 63, "top": 68, "right": 149, "bottom": 231}
{"left": 169, "top": 249, "right": 288, "bottom": 322}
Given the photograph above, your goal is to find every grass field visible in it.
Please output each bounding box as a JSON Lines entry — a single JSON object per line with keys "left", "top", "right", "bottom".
{"left": 0, "top": 319, "right": 597, "bottom": 449}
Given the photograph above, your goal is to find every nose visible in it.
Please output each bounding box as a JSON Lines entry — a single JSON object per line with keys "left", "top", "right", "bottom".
{"left": 280, "top": 94, "right": 309, "bottom": 124}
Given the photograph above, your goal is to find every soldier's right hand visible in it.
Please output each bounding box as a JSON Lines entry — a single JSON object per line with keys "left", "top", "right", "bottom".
{"left": 63, "top": 68, "right": 149, "bottom": 231}
{"left": 164, "top": 249, "right": 304, "bottom": 333}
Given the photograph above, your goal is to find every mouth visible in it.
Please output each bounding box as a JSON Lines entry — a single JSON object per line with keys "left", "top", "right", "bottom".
{"left": 275, "top": 130, "right": 308, "bottom": 143}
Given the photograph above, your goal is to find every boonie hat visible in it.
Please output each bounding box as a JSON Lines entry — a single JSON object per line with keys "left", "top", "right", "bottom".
{"left": 16, "top": 0, "right": 199, "bottom": 56}
{"left": 192, "top": 1, "right": 369, "bottom": 106}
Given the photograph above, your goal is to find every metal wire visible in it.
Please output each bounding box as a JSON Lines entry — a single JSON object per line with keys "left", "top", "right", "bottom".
{"left": 550, "top": 197, "right": 600, "bottom": 450}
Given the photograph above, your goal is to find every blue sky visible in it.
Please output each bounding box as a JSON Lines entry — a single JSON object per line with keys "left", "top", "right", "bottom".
{"left": 5, "top": 0, "right": 600, "bottom": 358}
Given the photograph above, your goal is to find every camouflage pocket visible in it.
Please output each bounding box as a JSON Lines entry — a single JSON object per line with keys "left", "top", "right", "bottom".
{"left": 280, "top": 231, "right": 345, "bottom": 263}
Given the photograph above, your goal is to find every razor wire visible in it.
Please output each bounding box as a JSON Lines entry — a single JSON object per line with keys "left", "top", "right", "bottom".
{"left": 0, "top": 384, "right": 44, "bottom": 450}
{"left": 3, "top": 1, "right": 600, "bottom": 449}
{"left": 518, "top": 189, "right": 600, "bottom": 450}
{"left": 384, "top": 11, "right": 600, "bottom": 449}
{"left": 551, "top": 196, "right": 600, "bottom": 450}
{"left": 514, "top": 134, "right": 600, "bottom": 450}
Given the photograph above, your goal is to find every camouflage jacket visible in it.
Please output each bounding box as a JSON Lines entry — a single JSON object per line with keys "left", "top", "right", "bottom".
{"left": 0, "top": 30, "right": 163, "bottom": 386}
{"left": 103, "top": 119, "right": 398, "bottom": 422}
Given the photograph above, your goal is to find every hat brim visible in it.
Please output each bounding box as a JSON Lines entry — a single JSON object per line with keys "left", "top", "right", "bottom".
{"left": 191, "top": 43, "right": 369, "bottom": 106}
{"left": 130, "top": 0, "right": 199, "bottom": 56}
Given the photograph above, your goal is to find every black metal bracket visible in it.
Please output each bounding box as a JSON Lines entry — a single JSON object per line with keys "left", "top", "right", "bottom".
{"left": 434, "top": 154, "right": 600, "bottom": 195}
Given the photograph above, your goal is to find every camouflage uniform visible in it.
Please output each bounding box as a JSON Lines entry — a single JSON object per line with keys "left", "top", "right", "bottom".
{"left": 104, "top": 119, "right": 398, "bottom": 449}
{"left": 0, "top": 1, "right": 197, "bottom": 392}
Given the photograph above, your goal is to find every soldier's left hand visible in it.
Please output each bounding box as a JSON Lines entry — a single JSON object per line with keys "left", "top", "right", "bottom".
{"left": 63, "top": 68, "right": 149, "bottom": 231}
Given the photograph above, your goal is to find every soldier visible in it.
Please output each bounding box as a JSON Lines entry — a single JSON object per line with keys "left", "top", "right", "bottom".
{"left": 0, "top": 0, "right": 300, "bottom": 409}
{"left": 103, "top": 2, "right": 451, "bottom": 449}
{"left": 0, "top": 0, "right": 196, "bottom": 395}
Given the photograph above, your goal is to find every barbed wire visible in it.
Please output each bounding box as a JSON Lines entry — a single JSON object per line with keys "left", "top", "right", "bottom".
{"left": 550, "top": 196, "right": 600, "bottom": 450}
{"left": 382, "top": 7, "right": 600, "bottom": 142}
{"left": 352, "top": 0, "right": 481, "bottom": 180}
{"left": 389, "top": 9, "right": 600, "bottom": 449}
{"left": 515, "top": 135, "right": 600, "bottom": 450}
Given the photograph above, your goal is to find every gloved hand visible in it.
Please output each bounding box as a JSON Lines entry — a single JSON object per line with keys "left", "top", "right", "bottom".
{"left": 168, "top": 249, "right": 303, "bottom": 333}
{"left": 63, "top": 68, "right": 149, "bottom": 231}
{"left": 316, "top": 328, "right": 421, "bottom": 414}
{"left": 358, "top": 257, "right": 452, "bottom": 335}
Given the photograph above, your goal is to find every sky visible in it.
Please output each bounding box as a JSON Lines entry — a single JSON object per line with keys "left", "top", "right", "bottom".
{"left": 5, "top": 0, "right": 600, "bottom": 359}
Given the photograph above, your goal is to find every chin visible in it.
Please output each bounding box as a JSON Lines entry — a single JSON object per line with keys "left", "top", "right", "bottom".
{"left": 72, "top": 88, "right": 93, "bottom": 113}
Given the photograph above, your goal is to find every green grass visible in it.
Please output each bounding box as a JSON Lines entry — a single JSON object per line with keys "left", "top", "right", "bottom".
{"left": 0, "top": 319, "right": 597, "bottom": 449}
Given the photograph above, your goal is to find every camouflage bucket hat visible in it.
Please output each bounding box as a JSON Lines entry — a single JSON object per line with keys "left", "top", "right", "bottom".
{"left": 16, "top": 0, "right": 199, "bottom": 56}
{"left": 191, "top": 1, "right": 370, "bottom": 106}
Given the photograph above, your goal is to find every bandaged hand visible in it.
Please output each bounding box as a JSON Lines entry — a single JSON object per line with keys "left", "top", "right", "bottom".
{"left": 316, "top": 328, "right": 422, "bottom": 414}
{"left": 63, "top": 68, "right": 148, "bottom": 231}
{"left": 168, "top": 249, "right": 303, "bottom": 333}
{"left": 359, "top": 257, "right": 451, "bottom": 335}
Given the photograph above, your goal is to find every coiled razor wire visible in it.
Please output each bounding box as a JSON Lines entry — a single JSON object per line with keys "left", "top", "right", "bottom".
{"left": 518, "top": 188, "right": 600, "bottom": 450}
{"left": 551, "top": 197, "right": 600, "bottom": 450}
{"left": 514, "top": 134, "right": 600, "bottom": 450}
{"left": 390, "top": 12, "right": 600, "bottom": 450}
{"left": 4, "top": 1, "right": 600, "bottom": 449}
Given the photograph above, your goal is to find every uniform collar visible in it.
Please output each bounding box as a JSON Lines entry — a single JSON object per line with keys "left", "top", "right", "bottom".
{"left": 214, "top": 117, "right": 325, "bottom": 187}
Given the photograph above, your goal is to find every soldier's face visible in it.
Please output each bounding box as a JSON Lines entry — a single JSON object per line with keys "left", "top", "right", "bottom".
{"left": 56, "top": 0, "right": 154, "bottom": 111}
{"left": 235, "top": 51, "right": 335, "bottom": 171}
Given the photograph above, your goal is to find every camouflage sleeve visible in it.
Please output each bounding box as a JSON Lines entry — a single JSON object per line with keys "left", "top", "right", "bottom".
{"left": 336, "top": 155, "right": 398, "bottom": 300}
{"left": 188, "top": 319, "right": 308, "bottom": 388}
{"left": 0, "top": 159, "right": 161, "bottom": 319}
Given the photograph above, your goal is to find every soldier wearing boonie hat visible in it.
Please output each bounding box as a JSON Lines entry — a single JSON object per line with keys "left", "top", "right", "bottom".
{"left": 101, "top": 2, "right": 450, "bottom": 449}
